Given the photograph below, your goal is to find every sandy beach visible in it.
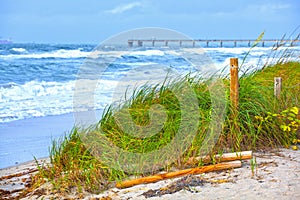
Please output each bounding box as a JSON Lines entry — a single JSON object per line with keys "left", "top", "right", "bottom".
{"left": 1, "top": 147, "right": 299, "bottom": 200}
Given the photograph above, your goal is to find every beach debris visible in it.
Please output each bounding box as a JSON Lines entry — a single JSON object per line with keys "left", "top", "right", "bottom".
{"left": 0, "top": 170, "right": 36, "bottom": 200}
{"left": 141, "top": 175, "right": 208, "bottom": 198}
{"left": 185, "top": 151, "right": 252, "bottom": 166}
{"left": 116, "top": 160, "right": 242, "bottom": 189}
{"left": 141, "top": 175, "right": 234, "bottom": 198}
{"left": 0, "top": 168, "right": 38, "bottom": 181}
{"left": 116, "top": 151, "right": 253, "bottom": 189}
{"left": 0, "top": 159, "right": 48, "bottom": 199}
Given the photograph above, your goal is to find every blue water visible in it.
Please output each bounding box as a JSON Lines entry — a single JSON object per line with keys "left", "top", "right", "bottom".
{"left": 0, "top": 44, "right": 92, "bottom": 84}
{"left": 0, "top": 43, "right": 299, "bottom": 168}
{"left": 1, "top": 43, "right": 299, "bottom": 123}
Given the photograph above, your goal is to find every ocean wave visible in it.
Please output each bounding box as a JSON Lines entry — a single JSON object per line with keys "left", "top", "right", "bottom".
{"left": 118, "top": 62, "right": 157, "bottom": 66}
{"left": 0, "top": 66, "right": 185, "bottom": 123}
{"left": 0, "top": 49, "right": 91, "bottom": 59}
{"left": 0, "top": 79, "right": 116, "bottom": 123}
{"left": 128, "top": 49, "right": 165, "bottom": 56}
{"left": 10, "top": 47, "right": 27, "bottom": 53}
{"left": 1, "top": 45, "right": 299, "bottom": 123}
{"left": 0, "top": 82, "right": 18, "bottom": 89}
{"left": 205, "top": 46, "right": 300, "bottom": 55}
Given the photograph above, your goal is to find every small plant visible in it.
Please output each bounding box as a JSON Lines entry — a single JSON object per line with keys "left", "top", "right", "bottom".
{"left": 250, "top": 156, "right": 257, "bottom": 177}
{"left": 277, "top": 107, "right": 300, "bottom": 136}
{"left": 255, "top": 106, "right": 300, "bottom": 147}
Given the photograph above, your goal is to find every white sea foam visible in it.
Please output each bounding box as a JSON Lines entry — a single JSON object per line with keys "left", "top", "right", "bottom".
{"left": 204, "top": 46, "right": 300, "bottom": 69}
{"left": 204, "top": 46, "right": 300, "bottom": 56}
{"left": 0, "top": 67, "right": 179, "bottom": 123}
{"left": 119, "top": 62, "right": 157, "bottom": 66}
{"left": 11, "top": 47, "right": 27, "bottom": 53}
{"left": 0, "top": 49, "right": 91, "bottom": 59}
{"left": 0, "top": 79, "right": 117, "bottom": 123}
{"left": 128, "top": 49, "right": 165, "bottom": 56}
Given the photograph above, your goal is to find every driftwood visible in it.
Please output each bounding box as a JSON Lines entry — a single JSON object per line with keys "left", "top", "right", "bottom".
{"left": 0, "top": 168, "right": 38, "bottom": 181}
{"left": 186, "top": 151, "right": 252, "bottom": 166}
{"left": 116, "top": 160, "right": 242, "bottom": 189}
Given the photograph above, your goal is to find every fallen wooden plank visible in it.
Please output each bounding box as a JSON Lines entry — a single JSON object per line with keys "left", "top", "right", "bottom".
{"left": 186, "top": 151, "right": 252, "bottom": 166}
{"left": 116, "top": 160, "right": 242, "bottom": 189}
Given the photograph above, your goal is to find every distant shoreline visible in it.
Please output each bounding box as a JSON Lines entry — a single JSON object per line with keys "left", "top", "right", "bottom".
{"left": 0, "top": 39, "right": 13, "bottom": 44}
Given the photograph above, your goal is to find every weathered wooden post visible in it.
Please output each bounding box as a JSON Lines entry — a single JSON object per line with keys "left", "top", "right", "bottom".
{"left": 230, "top": 58, "right": 240, "bottom": 140}
{"left": 274, "top": 77, "right": 282, "bottom": 99}
{"left": 230, "top": 58, "right": 239, "bottom": 111}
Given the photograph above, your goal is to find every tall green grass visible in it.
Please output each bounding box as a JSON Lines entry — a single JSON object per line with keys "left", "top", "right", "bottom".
{"left": 31, "top": 59, "right": 300, "bottom": 194}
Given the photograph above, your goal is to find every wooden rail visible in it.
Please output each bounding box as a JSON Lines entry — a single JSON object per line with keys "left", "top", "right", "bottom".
{"left": 128, "top": 39, "right": 300, "bottom": 47}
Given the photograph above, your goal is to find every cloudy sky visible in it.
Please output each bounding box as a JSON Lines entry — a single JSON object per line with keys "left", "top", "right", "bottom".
{"left": 1, "top": 0, "right": 299, "bottom": 43}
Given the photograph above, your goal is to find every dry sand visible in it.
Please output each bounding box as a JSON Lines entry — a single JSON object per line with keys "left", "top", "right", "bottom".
{"left": 1, "top": 148, "right": 299, "bottom": 200}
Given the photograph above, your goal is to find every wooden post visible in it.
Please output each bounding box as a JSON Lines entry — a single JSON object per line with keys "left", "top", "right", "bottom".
{"left": 274, "top": 77, "right": 282, "bottom": 99}
{"left": 230, "top": 58, "right": 239, "bottom": 110}
{"left": 230, "top": 58, "right": 240, "bottom": 138}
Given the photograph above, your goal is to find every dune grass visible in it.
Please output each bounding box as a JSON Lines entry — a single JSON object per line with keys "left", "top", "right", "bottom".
{"left": 30, "top": 60, "right": 300, "bottom": 194}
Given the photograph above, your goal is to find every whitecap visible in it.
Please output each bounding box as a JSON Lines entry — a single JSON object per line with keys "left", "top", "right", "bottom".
{"left": 0, "top": 79, "right": 120, "bottom": 123}
{"left": 0, "top": 49, "right": 91, "bottom": 59}
{"left": 128, "top": 49, "right": 165, "bottom": 56}
{"left": 11, "top": 47, "right": 27, "bottom": 53}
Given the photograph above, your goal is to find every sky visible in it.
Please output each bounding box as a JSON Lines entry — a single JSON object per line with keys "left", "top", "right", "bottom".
{"left": 0, "top": 0, "right": 299, "bottom": 43}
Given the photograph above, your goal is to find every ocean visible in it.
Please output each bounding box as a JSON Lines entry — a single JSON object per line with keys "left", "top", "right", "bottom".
{"left": 0, "top": 42, "right": 299, "bottom": 168}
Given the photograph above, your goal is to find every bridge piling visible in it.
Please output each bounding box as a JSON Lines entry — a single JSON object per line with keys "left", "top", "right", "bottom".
{"left": 127, "top": 39, "right": 299, "bottom": 47}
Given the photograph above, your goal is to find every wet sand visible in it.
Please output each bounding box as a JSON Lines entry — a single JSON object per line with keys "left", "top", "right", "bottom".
{"left": 0, "top": 113, "right": 74, "bottom": 169}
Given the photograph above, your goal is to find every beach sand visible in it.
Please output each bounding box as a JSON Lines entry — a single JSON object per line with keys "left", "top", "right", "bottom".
{"left": 0, "top": 158, "right": 49, "bottom": 199}
{"left": 1, "top": 147, "right": 299, "bottom": 200}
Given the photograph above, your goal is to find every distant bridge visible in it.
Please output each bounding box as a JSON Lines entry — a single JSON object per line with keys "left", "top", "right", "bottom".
{"left": 128, "top": 39, "right": 300, "bottom": 47}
